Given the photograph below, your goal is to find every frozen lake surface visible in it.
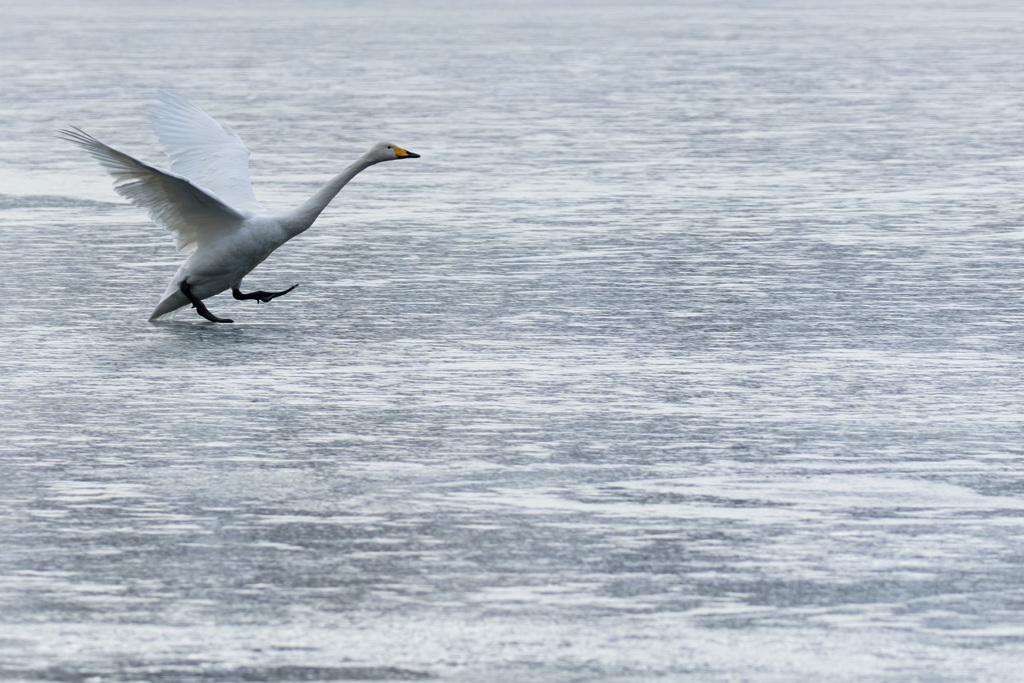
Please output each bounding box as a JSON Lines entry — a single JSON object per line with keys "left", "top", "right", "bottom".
{"left": 4, "top": 0, "right": 1024, "bottom": 680}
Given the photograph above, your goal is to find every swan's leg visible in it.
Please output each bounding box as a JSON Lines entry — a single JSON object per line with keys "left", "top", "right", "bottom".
{"left": 232, "top": 284, "right": 298, "bottom": 304}
{"left": 180, "top": 280, "right": 234, "bottom": 323}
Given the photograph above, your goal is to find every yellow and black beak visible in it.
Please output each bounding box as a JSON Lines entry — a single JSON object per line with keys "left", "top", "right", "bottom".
{"left": 393, "top": 145, "right": 420, "bottom": 159}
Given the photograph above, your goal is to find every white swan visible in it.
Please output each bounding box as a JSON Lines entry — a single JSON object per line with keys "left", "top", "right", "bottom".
{"left": 59, "top": 91, "right": 420, "bottom": 323}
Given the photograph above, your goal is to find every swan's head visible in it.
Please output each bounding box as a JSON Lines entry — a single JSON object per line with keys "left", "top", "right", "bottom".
{"left": 367, "top": 141, "right": 420, "bottom": 164}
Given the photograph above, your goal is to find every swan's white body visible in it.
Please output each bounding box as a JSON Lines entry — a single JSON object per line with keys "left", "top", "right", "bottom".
{"left": 60, "top": 91, "right": 419, "bottom": 322}
{"left": 149, "top": 213, "right": 291, "bottom": 319}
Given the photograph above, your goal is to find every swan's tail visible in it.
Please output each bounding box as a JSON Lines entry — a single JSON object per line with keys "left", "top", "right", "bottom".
{"left": 149, "top": 291, "right": 189, "bottom": 321}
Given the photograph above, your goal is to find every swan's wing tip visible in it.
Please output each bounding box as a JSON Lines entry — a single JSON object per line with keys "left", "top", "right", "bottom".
{"left": 152, "top": 89, "right": 190, "bottom": 106}
{"left": 56, "top": 126, "right": 97, "bottom": 146}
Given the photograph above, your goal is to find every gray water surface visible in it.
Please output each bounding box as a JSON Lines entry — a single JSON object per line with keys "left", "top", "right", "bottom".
{"left": 4, "top": 0, "right": 1024, "bottom": 680}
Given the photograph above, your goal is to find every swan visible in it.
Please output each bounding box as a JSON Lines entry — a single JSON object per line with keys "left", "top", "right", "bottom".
{"left": 59, "top": 91, "right": 420, "bottom": 323}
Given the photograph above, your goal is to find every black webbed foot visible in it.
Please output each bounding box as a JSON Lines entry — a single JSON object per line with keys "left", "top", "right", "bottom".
{"left": 180, "top": 280, "right": 234, "bottom": 323}
{"left": 232, "top": 284, "right": 299, "bottom": 304}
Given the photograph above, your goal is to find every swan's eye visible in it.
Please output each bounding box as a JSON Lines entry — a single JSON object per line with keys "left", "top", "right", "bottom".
{"left": 387, "top": 145, "right": 392, "bottom": 149}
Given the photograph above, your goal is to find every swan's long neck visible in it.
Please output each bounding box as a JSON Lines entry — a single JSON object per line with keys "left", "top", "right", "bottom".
{"left": 283, "top": 154, "right": 376, "bottom": 238}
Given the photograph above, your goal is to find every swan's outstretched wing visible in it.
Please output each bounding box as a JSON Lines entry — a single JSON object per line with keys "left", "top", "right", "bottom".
{"left": 149, "top": 91, "right": 264, "bottom": 214}
{"left": 58, "top": 127, "right": 246, "bottom": 253}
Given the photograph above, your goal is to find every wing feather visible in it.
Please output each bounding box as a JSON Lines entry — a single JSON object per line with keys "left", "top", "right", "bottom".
{"left": 58, "top": 126, "right": 246, "bottom": 253}
{"left": 149, "top": 91, "right": 264, "bottom": 214}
